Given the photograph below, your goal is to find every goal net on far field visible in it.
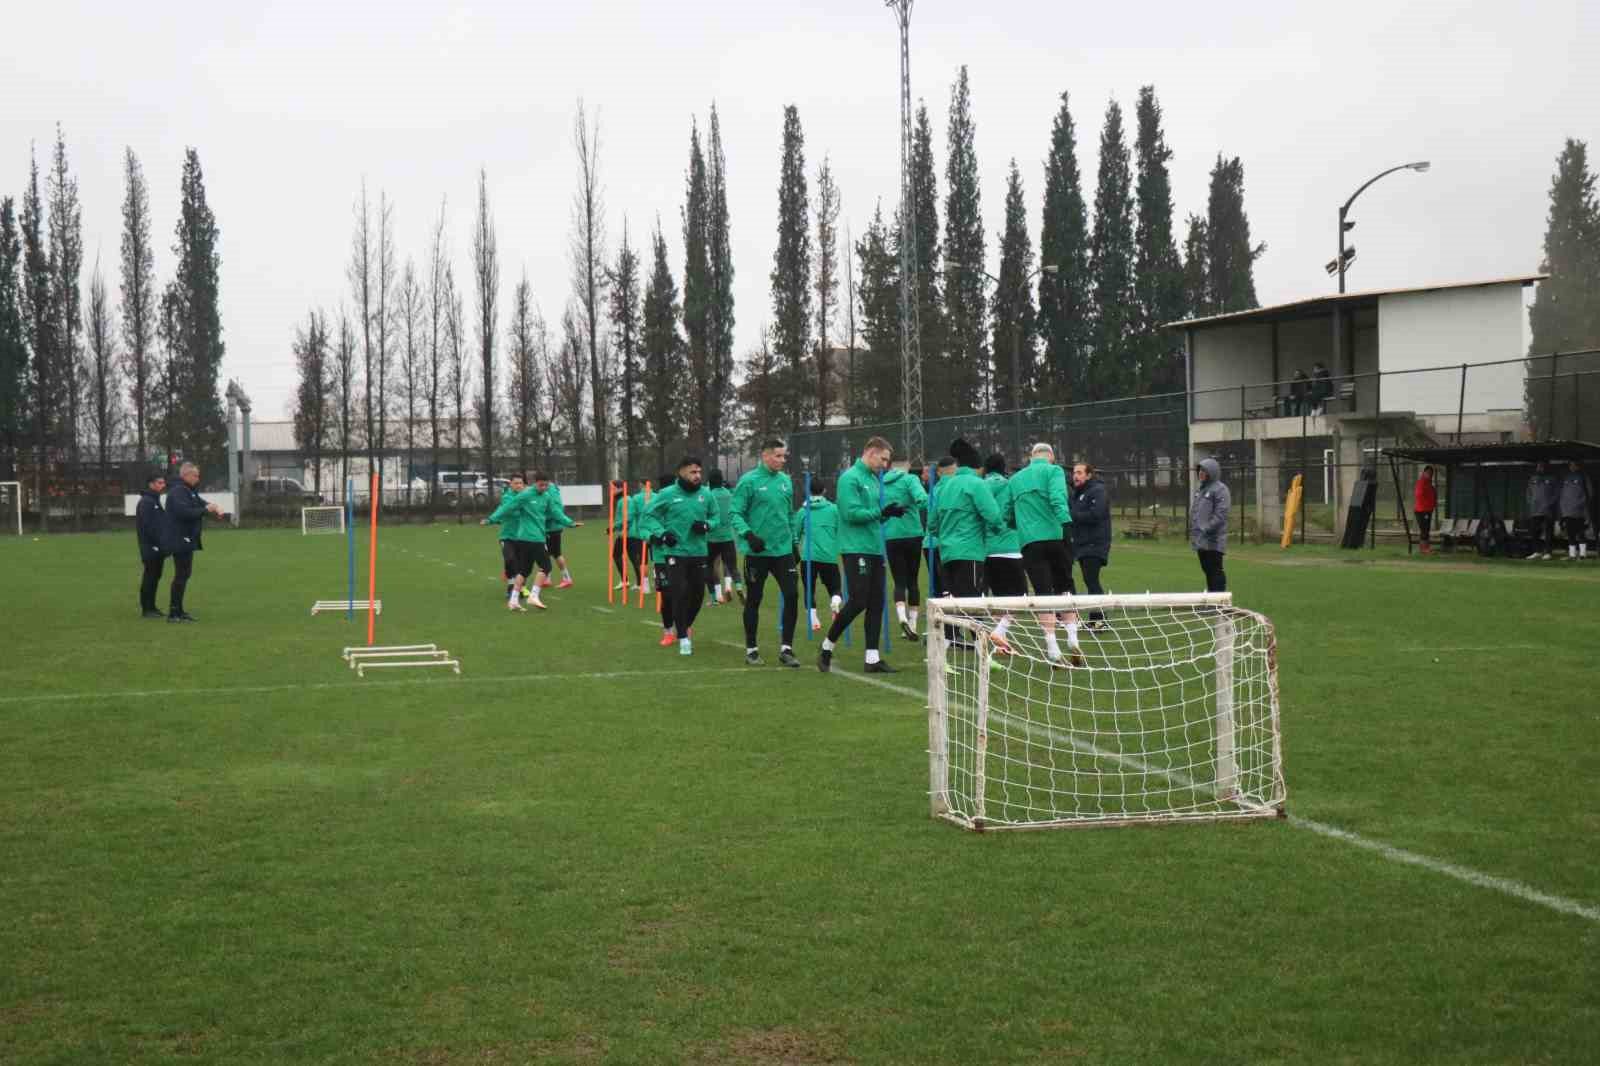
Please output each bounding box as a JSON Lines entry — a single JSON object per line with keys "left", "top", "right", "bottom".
{"left": 926, "top": 592, "right": 1285, "bottom": 831}
{"left": 0, "top": 481, "right": 19, "bottom": 536}
{"left": 302, "top": 505, "right": 346, "bottom": 536}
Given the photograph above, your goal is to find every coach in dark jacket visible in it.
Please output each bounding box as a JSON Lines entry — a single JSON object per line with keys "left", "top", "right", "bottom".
{"left": 1191, "top": 457, "right": 1231, "bottom": 592}
{"left": 162, "top": 462, "right": 225, "bottom": 622}
{"left": 1069, "top": 462, "right": 1111, "bottom": 623}
{"left": 136, "top": 472, "right": 168, "bottom": 618}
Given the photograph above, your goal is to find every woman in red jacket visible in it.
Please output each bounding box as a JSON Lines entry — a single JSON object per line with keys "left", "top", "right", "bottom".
{"left": 1414, "top": 465, "right": 1437, "bottom": 553}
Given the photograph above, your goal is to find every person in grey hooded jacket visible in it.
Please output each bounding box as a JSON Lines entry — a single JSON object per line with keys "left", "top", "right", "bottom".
{"left": 1191, "top": 457, "right": 1230, "bottom": 592}
{"left": 1526, "top": 461, "right": 1560, "bottom": 559}
{"left": 1558, "top": 461, "right": 1590, "bottom": 560}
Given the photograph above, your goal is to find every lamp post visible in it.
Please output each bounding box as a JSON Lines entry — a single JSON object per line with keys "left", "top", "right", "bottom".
{"left": 1334, "top": 161, "right": 1430, "bottom": 293}
{"left": 949, "top": 261, "right": 1058, "bottom": 458}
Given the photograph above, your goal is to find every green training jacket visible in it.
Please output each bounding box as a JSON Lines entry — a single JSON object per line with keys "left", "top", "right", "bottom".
{"left": 623, "top": 490, "right": 650, "bottom": 539}
{"left": 792, "top": 497, "right": 840, "bottom": 563}
{"left": 486, "top": 488, "right": 527, "bottom": 542}
{"left": 882, "top": 468, "right": 929, "bottom": 542}
{"left": 1004, "top": 457, "right": 1071, "bottom": 548}
{"left": 638, "top": 482, "right": 721, "bottom": 558}
{"left": 983, "top": 471, "right": 1021, "bottom": 555}
{"left": 835, "top": 459, "right": 887, "bottom": 557}
{"left": 708, "top": 486, "right": 735, "bottom": 544}
{"left": 928, "top": 467, "right": 1004, "bottom": 564}
{"left": 729, "top": 465, "right": 794, "bottom": 557}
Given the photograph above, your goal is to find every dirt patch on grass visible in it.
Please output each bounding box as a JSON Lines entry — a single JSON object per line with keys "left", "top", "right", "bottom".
{"left": 696, "top": 1026, "right": 852, "bottom": 1065}
{"left": 393, "top": 1035, "right": 606, "bottom": 1063}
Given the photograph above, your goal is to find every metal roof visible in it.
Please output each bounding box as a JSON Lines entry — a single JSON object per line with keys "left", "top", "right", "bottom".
{"left": 1165, "top": 274, "right": 1546, "bottom": 331}
{"left": 1384, "top": 440, "right": 1600, "bottom": 465}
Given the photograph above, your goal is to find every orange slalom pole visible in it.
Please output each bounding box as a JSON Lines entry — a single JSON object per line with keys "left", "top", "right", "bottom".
{"left": 366, "top": 470, "right": 379, "bottom": 645}
{"left": 606, "top": 483, "right": 617, "bottom": 604}
{"left": 621, "top": 490, "right": 630, "bottom": 593}
{"left": 637, "top": 481, "right": 652, "bottom": 609}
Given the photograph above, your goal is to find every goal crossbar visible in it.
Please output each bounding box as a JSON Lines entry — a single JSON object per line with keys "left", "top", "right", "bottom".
{"left": 927, "top": 591, "right": 1284, "bottom": 831}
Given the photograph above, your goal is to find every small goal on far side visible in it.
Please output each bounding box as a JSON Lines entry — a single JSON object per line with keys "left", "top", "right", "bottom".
{"left": 302, "top": 505, "right": 346, "bottom": 536}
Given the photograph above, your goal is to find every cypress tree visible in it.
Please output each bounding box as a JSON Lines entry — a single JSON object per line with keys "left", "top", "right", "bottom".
{"left": 855, "top": 202, "right": 902, "bottom": 421}
{"left": 813, "top": 155, "right": 841, "bottom": 429}
{"left": 1528, "top": 138, "right": 1600, "bottom": 354}
{"left": 642, "top": 223, "right": 686, "bottom": 473}
{"left": 20, "top": 149, "right": 55, "bottom": 527}
{"left": 992, "top": 160, "right": 1037, "bottom": 414}
{"left": 608, "top": 220, "right": 644, "bottom": 479}
{"left": 770, "top": 104, "right": 812, "bottom": 430}
{"left": 943, "top": 67, "right": 988, "bottom": 413}
{"left": 1089, "top": 99, "right": 1135, "bottom": 401}
{"left": 292, "top": 309, "right": 331, "bottom": 497}
{"left": 48, "top": 126, "right": 84, "bottom": 514}
{"left": 1181, "top": 214, "right": 1209, "bottom": 317}
{"left": 681, "top": 122, "right": 711, "bottom": 450}
{"left": 908, "top": 103, "right": 944, "bottom": 417}
{"left": 1131, "top": 86, "right": 1186, "bottom": 394}
{"left": 167, "top": 148, "right": 226, "bottom": 470}
{"left": 1205, "top": 155, "right": 1264, "bottom": 315}
{"left": 1038, "top": 92, "right": 1091, "bottom": 405}
{"left": 119, "top": 149, "right": 157, "bottom": 460}
{"left": 706, "top": 105, "right": 736, "bottom": 464}
{"left": 0, "top": 199, "right": 25, "bottom": 477}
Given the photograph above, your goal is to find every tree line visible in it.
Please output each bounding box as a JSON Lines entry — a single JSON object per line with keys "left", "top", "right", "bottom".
{"left": 0, "top": 128, "right": 224, "bottom": 529}
{"left": 1526, "top": 137, "right": 1600, "bottom": 438}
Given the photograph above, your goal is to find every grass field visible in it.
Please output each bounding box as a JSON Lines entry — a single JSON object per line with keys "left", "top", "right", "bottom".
{"left": 2, "top": 524, "right": 1597, "bottom": 1064}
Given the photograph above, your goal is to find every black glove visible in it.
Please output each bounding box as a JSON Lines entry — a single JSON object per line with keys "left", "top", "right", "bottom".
{"left": 648, "top": 534, "right": 663, "bottom": 547}
{"left": 881, "top": 503, "right": 908, "bottom": 520}
{"left": 663, "top": 531, "right": 679, "bottom": 548}
{"left": 745, "top": 533, "right": 766, "bottom": 553}
{"left": 1062, "top": 523, "right": 1072, "bottom": 542}
{"left": 690, "top": 520, "right": 709, "bottom": 535}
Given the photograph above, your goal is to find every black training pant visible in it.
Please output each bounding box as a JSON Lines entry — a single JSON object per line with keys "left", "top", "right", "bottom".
{"left": 828, "top": 553, "right": 886, "bottom": 651}
{"left": 1021, "top": 540, "right": 1075, "bottom": 596}
{"left": 1077, "top": 554, "right": 1108, "bottom": 621}
{"left": 625, "top": 538, "right": 646, "bottom": 580}
{"left": 513, "top": 539, "right": 552, "bottom": 579}
{"left": 1197, "top": 549, "right": 1227, "bottom": 592}
{"left": 803, "top": 561, "right": 841, "bottom": 605}
{"left": 665, "top": 555, "right": 707, "bottom": 639}
{"left": 886, "top": 536, "right": 924, "bottom": 605}
{"left": 939, "top": 558, "right": 985, "bottom": 644}
{"left": 985, "top": 556, "right": 1028, "bottom": 597}
{"left": 140, "top": 557, "right": 165, "bottom": 612}
{"left": 546, "top": 531, "right": 564, "bottom": 559}
{"left": 1562, "top": 517, "right": 1586, "bottom": 548}
{"left": 743, "top": 554, "right": 799, "bottom": 647}
{"left": 655, "top": 561, "right": 674, "bottom": 630}
{"left": 168, "top": 553, "right": 194, "bottom": 614}
{"left": 707, "top": 540, "right": 738, "bottom": 591}
{"left": 1415, "top": 511, "right": 1433, "bottom": 544}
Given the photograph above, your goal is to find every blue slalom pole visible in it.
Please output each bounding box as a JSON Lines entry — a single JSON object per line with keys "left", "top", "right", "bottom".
{"left": 345, "top": 476, "right": 355, "bottom": 620}
{"left": 803, "top": 470, "right": 815, "bottom": 642}
{"left": 878, "top": 470, "right": 891, "bottom": 654}
{"left": 925, "top": 465, "right": 940, "bottom": 598}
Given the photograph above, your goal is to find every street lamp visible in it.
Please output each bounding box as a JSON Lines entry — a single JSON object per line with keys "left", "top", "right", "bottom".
{"left": 1336, "top": 161, "right": 1430, "bottom": 293}
{"left": 947, "top": 261, "right": 1059, "bottom": 458}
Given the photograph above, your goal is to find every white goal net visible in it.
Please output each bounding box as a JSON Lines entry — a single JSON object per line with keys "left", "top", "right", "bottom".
{"left": 302, "top": 505, "right": 346, "bottom": 536}
{"left": 0, "top": 481, "right": 19, "bottom": 535}
{"left": 926, "top": 592, "right": 1285, "bottom": 831}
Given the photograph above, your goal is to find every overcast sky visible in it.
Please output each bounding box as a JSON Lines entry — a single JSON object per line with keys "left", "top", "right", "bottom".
{"left": 4, "top": 0, "right": 1596, "bottom": 421}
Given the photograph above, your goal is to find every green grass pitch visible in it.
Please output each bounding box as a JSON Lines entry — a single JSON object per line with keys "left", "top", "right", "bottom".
{"left": 2, "top": 524, "right": 1597, "bottom": 1064}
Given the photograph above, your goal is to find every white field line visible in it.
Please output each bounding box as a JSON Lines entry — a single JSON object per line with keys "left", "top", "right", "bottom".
{"left": 1, "top": 667, "right": 751, "bottom": 706}
{"left": 825, "top": 666, "right": 1600, "bottom": 924}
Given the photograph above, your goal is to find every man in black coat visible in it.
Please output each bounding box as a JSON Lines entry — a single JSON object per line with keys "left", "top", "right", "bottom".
{"left": 163, "top": 462, "right": 226, "bottom": 622}
{"left": 135, "top": 471, "right": 169, "bottom": 618}
{"left": 1069, "top": 462, "right": 1112, "bottom": 625}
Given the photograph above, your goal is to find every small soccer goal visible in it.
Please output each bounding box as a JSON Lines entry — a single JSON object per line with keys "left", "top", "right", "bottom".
{"left": 302, "top": 505, "right": 346, "bottom": 535}
{"left": 926, "top": 592, "right": 1285, "bottom": 831}
{"left": 0, "top": 481, "right": 19, "bottom": 535}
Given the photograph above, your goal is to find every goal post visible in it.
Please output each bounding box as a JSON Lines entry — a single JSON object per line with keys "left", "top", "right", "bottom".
{"left": 302, "top": 505, "right": 346, "bottom": 536}
{"left": 0, "top": 481, "right": 19, "bottom": 535}
{"left": 926, "top": 592, "right": 1285, "bottom": 831}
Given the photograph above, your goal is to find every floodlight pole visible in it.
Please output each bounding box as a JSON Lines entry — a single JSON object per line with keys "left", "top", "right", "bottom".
{"left": 1337, "top": 161, "right": 1430, "bottom": 294}
{"left": 886, "top": 0, "right": 924, "bottom": 464}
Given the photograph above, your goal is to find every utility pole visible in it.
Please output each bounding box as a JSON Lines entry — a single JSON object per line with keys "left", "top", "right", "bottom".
{"left": 886, "top": 0, "right": 924, "bottom": 464}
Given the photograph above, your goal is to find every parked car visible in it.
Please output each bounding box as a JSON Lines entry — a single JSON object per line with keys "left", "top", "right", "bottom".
{"left": 436, "top": 471, "right": 491, "bottom": 503}
{"left": 251, "top": 476, "right": 323, "bottom": 503}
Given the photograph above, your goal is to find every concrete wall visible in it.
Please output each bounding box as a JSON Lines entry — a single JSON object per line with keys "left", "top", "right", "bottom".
{"left": 1192, "top": 322, "right": 1273, "bottom": 420}
{"left": 1378, "top": 284, "right": 1526, "bottom": 415}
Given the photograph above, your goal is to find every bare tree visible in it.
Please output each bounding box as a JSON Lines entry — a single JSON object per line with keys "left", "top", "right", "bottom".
{"left": 571, "top": 99, "right": 609, "bottom": 479}
{"left": 118, "top": 147, "right": 156, "bottom": 459}
{"left": 333, "top": 309, "right": 359, "bottom": 491}
{"left": 396, "top": 260, "right": 423, "bottom": 506}
{"left": 292, "top": 309, "right": 331, "bottom": 496}
{"left": 507, "top": 271, "right": 543, "bottom": 474}
{"left": 83, "top": 259, "right": 123, "bottom": 483}
{"left": 813, "top": 156, "right": 841, "bottom": 429}
{"left": 472, "top": 168, "right": 500, "bottom": 485}
{"left": 444, "top": 266, "right": 471, "bottom": 517}
{"left": 372, "top": 191, "right": 396, "bottom": 483}
{"left": 349, "top": 181, "right": 375, "bottom": 477}
{"left": 425, "top": 199, "right": 449, "bottom": 506}
{"left": 548, "top": 302, "right": 589, "bottom": 480}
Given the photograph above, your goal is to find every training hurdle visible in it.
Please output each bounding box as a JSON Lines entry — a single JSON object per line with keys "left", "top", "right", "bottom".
{"left": 342, "top": 643, "right": 461, "bottom": 678}
{"left": 314, "top": 599, "right": 383, "bottom": 615}
{"left": 354, "top": 657, "right": 460, "bottom": 677}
